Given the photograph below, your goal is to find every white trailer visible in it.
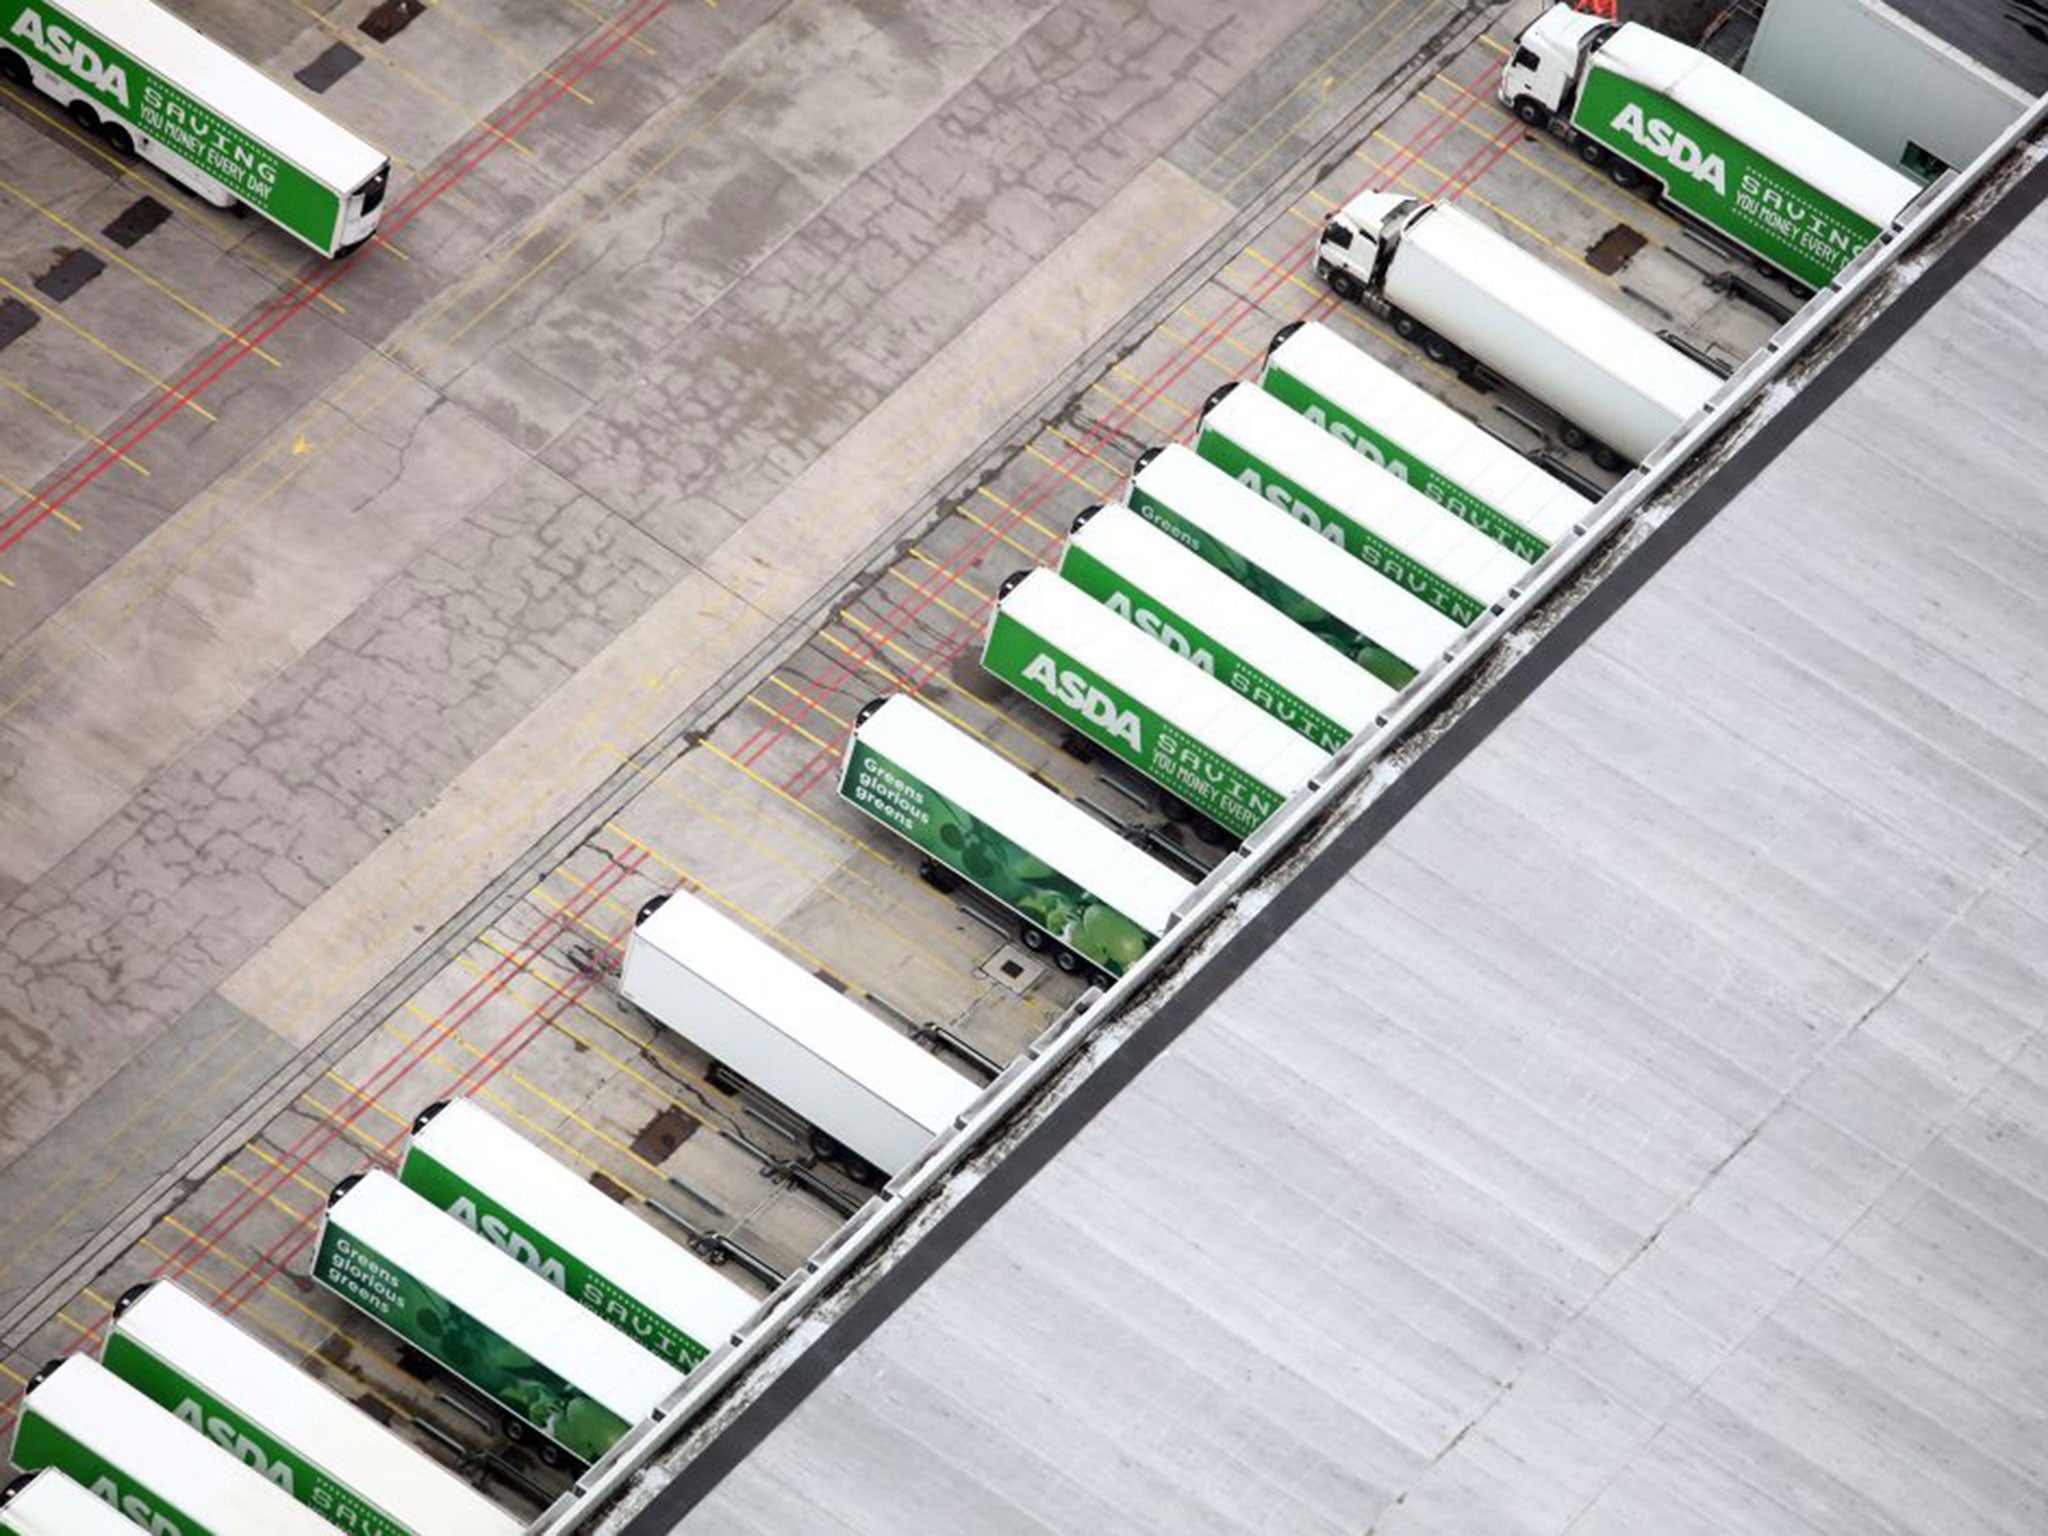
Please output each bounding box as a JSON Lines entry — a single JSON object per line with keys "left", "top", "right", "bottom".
{"left": 1316, "top": 192, "right": 1720, "bottom": 465}
{"left": 1126, "top": 443, "right": 1462, "bottom": 689}
{"left": 1261, "top": 319, "right": 1592, "bottom": 561}
{"left": 313, "top": 1171, "right": 684, "bottom": 1466}
{"left": 840, "top": 694, "right": 1191, "bottom": 982}
{"left": 10, "top": 1355, "right": 335, "bottom": 1536}
{"left": 1196, "top": 381, "right": 1529, "bottom": 626}
{"left": 104, "top": 1280, "right": 522, "bottom": 1536}
{"left": 621, "top": 891, "right": 977, "bottom": 1179}
{"left": 0, "top": 1470, "right": 139, "bottom": 1536}
{"left": 402, "top": 1097, "right": 757, "bottom": 1370}
{"left": 1500, "top": 5, "right": 1920, "bottom": 293}
{"left": 984, "top": 568, "right": 1326, "bottom": 841}
{"left": 1060, "top": 502, "right": 1392, "bottom": 752}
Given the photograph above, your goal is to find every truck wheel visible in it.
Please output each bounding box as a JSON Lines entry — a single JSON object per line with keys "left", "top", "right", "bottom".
{"left": 1423, "top": 334, "right": 1460, "bottom": 367}
{"left": 66, "top": 99, "right": 99, "bottom": 134}
{"left": 1559, "top": 422, "right": 1590, "bottom": 451}
{"left": 1577, "top": 140, "right": 1606, "bottom": 169}
{"left": 1608, "top": 161, "right": 1640, "bottom": 189}
{"left": 1329, "top": 269, "right": 1364, "bottom": 304}
{"left": 1391, "top": 313, "right": 1420, "bottom": 341}
{"left": 1592, "top": 444, "right": 1624, "bottom": 471}
{"left": 1514, "top": 98, "right": 1548, "bottom": 128}
{"left": 101, "top": 123, "right": 135, "bottom": 157}
{"left": 0, "top": 48, "right": 28, "bottom": 86}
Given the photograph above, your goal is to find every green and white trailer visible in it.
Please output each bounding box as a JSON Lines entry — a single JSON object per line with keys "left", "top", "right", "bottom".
{"left": 1261, "top": 320, "right": 1591, "bottom": 562}
{"left": 0, "top": 1469, "right": 137, "bottom": 1536}
{"left": 312, "top": 1171, "right": 685, "bottom": 1467}
{"left": 1060, "top": 502, "right": 1392, "bottom": 753}
{"left": 1125, "top": 444, "right": 1461, "bottom": 690}
{"left": 402, "top": 1097, "right": 756, "bottom": 1369}
{"left": 841, "top": 694, "right": 1191, "bottom": 981}
{"left": 1195, "top": 381, "right": 1528, "bottom": 628}
{"left": 983, "top": 569, "right": 1326, "bottom": 841}
{"left": 103, "top": 1280, "right": 521, "bottom": 1536}
{"left": 10, "top": 1355, "right": 334, "bottom": 1536}
{"left": 1499, "top": 5, "right": 1920, "bottom": 292}
{"left": 0, "top": 0, "right": 390, "bottom": 255}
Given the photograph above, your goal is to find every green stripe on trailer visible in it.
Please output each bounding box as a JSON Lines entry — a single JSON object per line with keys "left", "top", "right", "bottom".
{"left": 1261, "top": 321, "right": 1590, "bottom": 561}
{"left": 315, "top": 1173, "right": 681, "bottom": 1465}
{"left": 0, "top": 0, "right": 343, "bottom": 251}
{"left": 1573, "top": 65, "right": 1877, "bottom": 291}
{"left": 399, "top": 1099, "right": 754, "bottom": 1372}
{"left": 103, "top": 1282, "right": 519, "bottom": 1536}
{"left": 982, "top": 572, "right": 1322, "bottom": 839}
{"left": 0, "top": 1470, "right": 139, "bottom": 1536}
{"left": 1126, "top": 445, "right": 1463, "bottom": 690}
{"left": 1196, "top": 385, "right": 1528, "bottom": 628}
{"left": 11, "top": 1357, "right": 333, "bottom": 1536}
{"left": 1058, "top": 505, "right": 1389, "bottom": 753}
{"left": 842, "top": 730, "right": 1158, "bottom": 977}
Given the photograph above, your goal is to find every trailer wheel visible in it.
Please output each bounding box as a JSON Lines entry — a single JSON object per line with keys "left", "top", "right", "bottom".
{"left": 1608, "top": 160, "right": 1641, "bottom": 189}
{"left": 1514, "top": 98, "right": 1548, "bottom": 128}
{"left": 1592, "top": 443, "right": 1624, "bottom": 472}
{"left": 0, "top": 49, "right": 28, "bottom": 87}
{"left": 66, "top": 99, "right": 99, "bottom": 133}
{"left": 1423, "top": 334, "right": 1460, "bottom": 366}
{"left": 1053, "top": 947, "right": 1082, "bottom": 976}
{"left": 1019, "top": 925, "right": 1049, "bottom": 953}
{"left": 1577, "top": 140, "right": 1606, "bottom": 169}
{"left": 1559, "top": 421, "right": 1590, "bottom": 451}
{"left": 1391, "top": 312, "right": 1420, "bottom": 341}
{"left": 101, "top": 123, "right": 135, "bottom": 157}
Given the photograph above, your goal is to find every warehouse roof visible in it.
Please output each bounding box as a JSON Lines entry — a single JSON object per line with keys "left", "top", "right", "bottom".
{"left": 1884, "top": 0, "right": 2048, "bottom": 94}
{"left": 621, "top": 156, "right": 2048, "bottom": 1536}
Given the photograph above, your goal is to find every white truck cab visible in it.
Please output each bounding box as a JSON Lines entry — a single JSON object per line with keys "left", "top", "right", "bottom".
{"left": 1498, "top": 4, "right": 1612, "bottom": 125}
{"left": 1314, "top": 189, "right": 1413, "bottom": 301}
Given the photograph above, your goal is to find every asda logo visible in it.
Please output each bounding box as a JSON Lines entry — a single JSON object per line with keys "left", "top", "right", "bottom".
{"left": 1299, "top": 405, "right": 1412, "bottom": 482}
{"left": 172, "top": 1397, "right": 296, "bottom": 1494}
{"left": 1610, "top": 101, "right": 1725, "bottom": 195}
{"left": 87, "top": 1476, "right": 184, "bottom": 1535}
{"left": 447, "top": 1196, "right": 571, "bottom": 1290}
{"left": 1102, "top": 591, "right": 1216, "bottom": 673}
{"left": 1231, "top": 467, "right": 1346, "bottom": 547}
{"left": 8, "top": 8, "right": 131, "bottom": 108}
{"left": 1020, "top": 652, "right": 1143, "bottom": 750}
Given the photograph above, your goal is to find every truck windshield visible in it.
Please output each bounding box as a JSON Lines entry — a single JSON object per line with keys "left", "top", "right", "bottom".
{"left": 1323, "top": 222, "right": 1353, "bottom": 248}
{"left": 352, "top": 165, "right": 390, "bottom": 215}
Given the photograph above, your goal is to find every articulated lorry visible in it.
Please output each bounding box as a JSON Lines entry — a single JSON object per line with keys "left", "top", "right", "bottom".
{"left": 1196, "top": 381, "right": 1529, "bottom": 626}
{"left": 1127, "top": 444, "right": 1462, "bottom": 689}
{"left": 314, "top": 1171, "right": 684, "bottom": 1466}
{"left": 1061, "top": 502, "right": 1392, "bottom": 753}
{"left": 1315, "top": 193, "right": 1720, "bottom": 466}
{"left": 105, "top": 1280, "right": 521, "bottom": 1536}
{"left": 0, "top": 0, "right": 390, "bottom": 255}
{"left": 620, "top": 892, "right": 977, "bottom": 1179}
{"left": 0, "top": 1470, "right": 137, "bottom": 1536}
{"left": 12, "top": 1355, "right": 334, "bottom": 1536}
{"left": 984, "top": 569, "right": 1326, "bottom": 841}
{"left": 841, "top": 695, "right": 1191, "bottom": 982}
{"left": 1499, "top": 4, "right": 1920, "bottom": 292}
{"left": 1261, "top": 320, "right": 1591, "bottom": 561}
{"left": 403, "top": 1098, "right": 757, "bottom": 1370}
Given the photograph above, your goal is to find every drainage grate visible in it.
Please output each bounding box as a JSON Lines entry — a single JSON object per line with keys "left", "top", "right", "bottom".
{"left": 629, "top": 1105, "right": 697, "bottom": 1163}
{"left": 35, "top": 248, "right": 105, "bottom": 302}
{"left": 1585, "top": 222, "right": 1648, "bottom": 275}
{"left": 103, "top": 196, "right": 170, "bottom": 249}
{"left": 0, "top": 298, "right": 36, "bottom": 352}
{"left": 359, "top": 0, "right": 426, "bottom": 43}
{"left": 295, "top": 41, "right": 363, "bottom": 92}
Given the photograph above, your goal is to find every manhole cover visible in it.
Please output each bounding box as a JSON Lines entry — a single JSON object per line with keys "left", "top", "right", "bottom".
{"left": 979, "top": 943, "right": 1044, "bottom": 995}
{"left": 1585, "top": 222, "right": 1647, "bottom": 274}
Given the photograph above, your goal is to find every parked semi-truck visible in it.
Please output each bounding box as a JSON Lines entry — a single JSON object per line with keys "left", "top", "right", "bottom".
{"left": 12, "top": 1355, "right": 334, "bottom": 1536}
{"left": 621, "top": 891, "right": 980, "bottom": 1178}
{"left": 841, "top": 694, "right": 1191, "bottom": 982}
{"left": 1500, "top": 4, "right": 1920, "bottom": 292}
{"left": 1197, "top": 381, "right": 1528, "bottom": 626}
{"left": 403, "top": 1098, "right": 757, "bottom": 1370}
{"left": 1315, "top": 193, "right": 1720, "bottom": 465}
{"left": 1060, "top": 502, "right": 1392, "bottom": 753}
{"left": 984, "top": 569, "right": 1326, "bottom": 840}
{"left": 1127, "top": 444, "right": 1462, "bottom": 688}
{"left": 313, "top": 1171, "right": 684, "bottom": 1466}
{"left": 0, "top": 0, "right": 390, "bottom": 255}
{"left": 1261, "top": 320, "right": 1591, "bottom": 561}
{"left": 104, "top": 1279, "right": 522, "bottom": 1536}
{"left": 0, "top": 1470, "right": 136, "bottom": 1536}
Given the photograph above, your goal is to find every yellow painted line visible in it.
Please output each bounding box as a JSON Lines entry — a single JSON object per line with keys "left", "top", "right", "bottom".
{"left": 1, "top": 377, "right": 149, "bottom": 476}
{"left": 0, "top": 1359, "right": 27, "bottom": 1386}
{"left": 1039, "top": 421, "right": 1124, "bottom": 482}
{"left": 54, "top": 1309, "right": 96, "bottom": 1338}
{"left": 906, "top": 544, "right": 992, "bottom": 604}
{"left": 1022, "top": 440, "right": 1110, "bottom": 499}
{"left": 0, "top": 175, "right": 283, "bottom": 367}
{"left": 965, "top": 492, "right": 1057, "bottom": 560}
{"left": 213, "top": 1158, "right": 312, "bottom": 1223}
{"left": 138, "top": 1233, "right": 337, "bottom": 1366}
{"left": 1086, "top": 374, "right": 1176, "bottom": 437}
{"left": 1478, "top": 32, "right": 1510, "bottom": 54}
{"left": 237, "top": 1140, "right": 332, "bottom": 1203}
{"left": 1171, "top": 306, "right": 1260, "bottom": 359}
{"left": 422, "top": 0, "right": 597, "bottom": 105}
{"left": 744, "top": 691, "right": 835, "bottom": 753}
{"left": 878, "top": 562, "right": 981, "bottom": 628}
{"left": 1237, "top": 246, "right": 1334, "bottom": 305}
{"left": 765, "top": 671, "right": 851, "bottom": 732}
{"left": 0, "top": 276, "right": 216, "bottom": 420}
{"left": 701, "top": 740, "right": 912, "bottom": 875}
{"left": 1365, "top": 134, "right": 1611, "bottom": 277}
{"left": 0, "top": 468, "right": 82, "bottom": 533}
{"left": 567, "top": 0, "right": 657, "bottom": 54}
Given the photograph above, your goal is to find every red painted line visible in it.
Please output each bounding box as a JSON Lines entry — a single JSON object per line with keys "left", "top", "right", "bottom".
{"left": 0, "top": 0, "right": 672, "bottom": 559}
{"left": 1434, "top": 112, "right": 1522, "bottom": 201}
